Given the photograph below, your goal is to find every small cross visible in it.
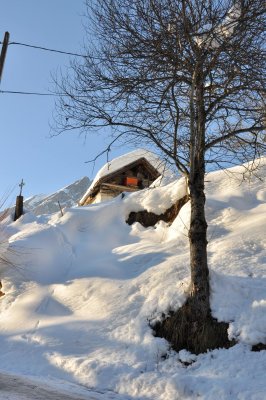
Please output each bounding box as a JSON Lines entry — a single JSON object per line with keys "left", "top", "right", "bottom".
{"left": 19, "top": 179, "right": 25, "bottom": 196}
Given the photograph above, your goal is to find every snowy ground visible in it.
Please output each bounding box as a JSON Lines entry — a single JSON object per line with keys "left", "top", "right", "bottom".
{"left": 0, "top": 159, "right": 265, "bottom": 399}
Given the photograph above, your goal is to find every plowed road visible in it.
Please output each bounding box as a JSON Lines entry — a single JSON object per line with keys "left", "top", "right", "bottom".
{"left": 0, "top": 373, "right": 119, "bottom": 399}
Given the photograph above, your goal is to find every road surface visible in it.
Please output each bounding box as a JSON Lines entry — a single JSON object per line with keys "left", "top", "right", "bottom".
{"left": 0, "top": 373, "right": 119, "bottom": 400}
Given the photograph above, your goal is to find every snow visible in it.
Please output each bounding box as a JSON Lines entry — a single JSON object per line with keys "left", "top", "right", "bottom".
{"left": 23, "top": 177, "right": 91, "bottom": 215}
{"left": 25, "top": 194, "right": 47, "bottom": 208}
{"left": 195, "top": 4, "right": 241, "bottom": 48}
{"left": 0, "top": 158, "right": 265, "bottom": 399}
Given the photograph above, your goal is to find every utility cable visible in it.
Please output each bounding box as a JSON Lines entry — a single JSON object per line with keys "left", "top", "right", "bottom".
{"left": 0, "top": 39, "right": 90, "bottom": 97}
{"left": 0, "top": 90, "right": 60, "bottom": 96}
{"left": 0, "top": 40, "right": 86, "bottom": 58}
{"left": 0, "top": 90, "right": 89, "bottom": 97}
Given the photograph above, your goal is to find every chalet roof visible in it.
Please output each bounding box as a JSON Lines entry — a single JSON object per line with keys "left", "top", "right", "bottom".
{"left": 79, "top": 149, "right": 165, "bottom": 205}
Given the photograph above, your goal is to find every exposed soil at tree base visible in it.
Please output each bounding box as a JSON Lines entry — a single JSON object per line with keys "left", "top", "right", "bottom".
{"left": 153, "top": 300, "right": 236, "bottom": 355}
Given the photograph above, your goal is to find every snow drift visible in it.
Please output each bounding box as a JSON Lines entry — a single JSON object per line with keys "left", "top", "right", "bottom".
{"left": 0, "top": 159, "right": 265, "bottom": 399}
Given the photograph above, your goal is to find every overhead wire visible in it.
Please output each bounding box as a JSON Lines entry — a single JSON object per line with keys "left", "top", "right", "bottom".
{"left": 0, "top": 40, "right": 86, "bottom": 58}
{"left": 1, "top": 90, "right": 55, "bottom": 96}
{"left": 0, "top": 39, "right": 87, "bottom": 96}
{"left": 0, "top": 90, "right": 67, "bottom": 96}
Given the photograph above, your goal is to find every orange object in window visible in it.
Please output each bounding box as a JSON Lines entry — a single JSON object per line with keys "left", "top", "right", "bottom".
{"left": 125, "top": 177, "right": 138, "bottom": 186}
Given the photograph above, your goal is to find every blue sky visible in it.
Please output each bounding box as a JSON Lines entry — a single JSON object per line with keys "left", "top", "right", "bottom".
{"left": 0, "top": 1, "right": 132, "bottom": 204}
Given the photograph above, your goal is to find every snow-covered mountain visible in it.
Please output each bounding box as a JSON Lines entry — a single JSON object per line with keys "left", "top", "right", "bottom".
{"left": 24, "top": 176, "right": 91, "bottom": 215}
{"left": 0, "top": 159, "right": 265, "bottom": 399}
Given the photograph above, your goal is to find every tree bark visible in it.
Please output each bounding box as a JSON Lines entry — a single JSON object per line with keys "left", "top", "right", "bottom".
{"left": 188, "top": 159, "right": 210, "bottom": 318}
{"left": 188, "top": 65, "right": 210, "bottom": 318}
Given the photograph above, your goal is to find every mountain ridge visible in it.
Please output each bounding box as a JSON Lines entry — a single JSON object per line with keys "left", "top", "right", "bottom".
{"left": 23, "top": 176, "right": 91, "bottom": 215}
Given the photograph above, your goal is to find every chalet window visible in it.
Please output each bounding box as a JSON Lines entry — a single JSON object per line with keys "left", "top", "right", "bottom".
{"left": 125, "top": 177, "right": 138, "bottom": 186}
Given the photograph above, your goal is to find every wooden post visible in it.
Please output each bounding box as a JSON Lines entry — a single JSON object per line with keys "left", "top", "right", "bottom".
{"left": 14, "top": 179, "right": 25, "bottom": 221}
{"left": 0, "top": 32, "right": 10, "bottom": 83}
{"left": 14, "top": 195, "right": 23, "bottom": 221}
{"left": 58, "top": 201, "right": 64, "bottom": 217}
{"left": 0, "top": 281, "right": 5, "bottom": 297}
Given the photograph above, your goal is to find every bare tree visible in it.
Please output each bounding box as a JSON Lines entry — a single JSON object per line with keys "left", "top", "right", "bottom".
{"left": 55, "top": 0, "right": 266, "bottom": 352}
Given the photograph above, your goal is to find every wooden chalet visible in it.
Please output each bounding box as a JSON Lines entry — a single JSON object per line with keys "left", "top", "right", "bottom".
{"left": 79, "top": 156, "right": 161, "bottom": 205}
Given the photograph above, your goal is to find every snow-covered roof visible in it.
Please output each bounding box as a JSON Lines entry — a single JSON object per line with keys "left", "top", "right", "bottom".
{"left": 79, "top": 149, "right": 166, "bottom": 205}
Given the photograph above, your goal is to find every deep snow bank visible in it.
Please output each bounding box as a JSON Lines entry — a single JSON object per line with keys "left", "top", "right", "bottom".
{"left": 0, "top": 159, "right": 265, "bottom": 399}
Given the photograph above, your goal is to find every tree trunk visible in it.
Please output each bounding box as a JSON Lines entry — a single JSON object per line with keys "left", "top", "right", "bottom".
{"left": 153, "top": 158, "right": 233, "bottom": 355}
{"left": 188, "top": 69, "right": 210, "bottom": 318}
{"left": 188, "top": 160, "right": 210, "bottom": 318}
{"left": 153, "top": 66, "right": 234, "bottom": 354}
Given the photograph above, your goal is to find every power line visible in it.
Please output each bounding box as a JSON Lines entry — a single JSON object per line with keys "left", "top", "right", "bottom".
{"left": 0, "top": 89, "right": 64, "bottom": 96}
{"left": 0, "top": 89, "right": 90, "bottom": 98}
{"left": 0, "top": 37, "right": 88, "bottom": 97}
{"left": 0, "top": 40, "right": 86, "bottom": 58}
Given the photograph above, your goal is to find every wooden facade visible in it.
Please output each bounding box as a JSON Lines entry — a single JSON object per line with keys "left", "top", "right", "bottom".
{"left": 79, "top": 157, "right": 160, "bottom": 205}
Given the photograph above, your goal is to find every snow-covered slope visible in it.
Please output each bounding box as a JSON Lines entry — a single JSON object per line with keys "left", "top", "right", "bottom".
{"left": 0, "top": 159, "right": 265, "bottom": 399}
{"left": 24, "top": 177, "right": 91, "bottom": 215}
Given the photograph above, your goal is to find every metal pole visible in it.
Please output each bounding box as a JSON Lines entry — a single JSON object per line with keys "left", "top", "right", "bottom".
{"left": 0, "top": 32, "right": 10, "bottom": 84}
